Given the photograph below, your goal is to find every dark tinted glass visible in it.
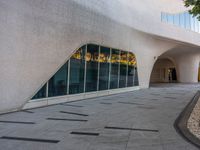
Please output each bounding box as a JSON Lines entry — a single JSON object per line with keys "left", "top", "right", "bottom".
{"left": 110, "top": 49, "right": 120, "bottom": 89}
{"left": 127, "top": 53, "right": 136, "bottom": 87}
{"left": 31, "top": 44, "right": 139, "bottom": 100}
{"left": 99, "top": 46, "right": 110, "bottom": 91}
{"left": 32, "top": 84, "right": 47, "bottom": 99}
{"left": 85, "top": 44, "right": 99, "bottom": 92}
{"left": 119, "top": 51, "right": 128, "bottom": 88}
{"left": 48, "top": 63, "right": 68, "bottom": 97}
{"left": 69, "top": 46, "right": 86, "bottom": 94}
{"left": 134, "top": 67, "right": 139, "bottom": 86}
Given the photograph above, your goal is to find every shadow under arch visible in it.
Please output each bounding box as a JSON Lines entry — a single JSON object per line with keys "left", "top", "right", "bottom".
{"left": 150, "top": 57, "right": 178, "bottom": 84}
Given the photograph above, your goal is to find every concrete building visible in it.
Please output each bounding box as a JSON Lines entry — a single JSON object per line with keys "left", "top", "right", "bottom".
{"left": 0, "top": 0, "right": 200, "bottom": 113}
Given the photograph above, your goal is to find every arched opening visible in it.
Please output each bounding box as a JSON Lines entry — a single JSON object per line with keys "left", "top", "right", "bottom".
{"left": 150, "top": 58, "right": 177, "bottom": 84}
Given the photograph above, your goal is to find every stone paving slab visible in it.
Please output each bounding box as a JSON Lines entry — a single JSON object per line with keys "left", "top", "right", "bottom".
{"left": 0, "top": 83, "right": 199, "bottom": 150}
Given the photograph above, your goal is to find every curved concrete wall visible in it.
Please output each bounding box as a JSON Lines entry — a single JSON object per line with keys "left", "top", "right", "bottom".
{"left": 0, "top": 0, "right": 199, "bottom": 113}
{"left": 176, "top": 54, "right": 200, "bottom": 83}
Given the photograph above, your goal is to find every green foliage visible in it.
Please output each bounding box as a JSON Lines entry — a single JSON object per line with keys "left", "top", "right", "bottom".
{"left": 184, "top": 0, "right": 200, "bottom": 20}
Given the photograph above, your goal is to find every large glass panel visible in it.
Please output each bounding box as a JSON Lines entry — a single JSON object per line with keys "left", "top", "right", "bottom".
{"left": 110, "top": 49, "right": 120, "bottom": 89}
{"left": 69, "top": 46, "right": 86, "bottom": 94}
{"left": 180, "top": 13, "right": 185, "bottom": 28}
{"left": 185, "top": 12, "right": 191, "bottom": 29}
{"left": 199, "top": 21, "right": 200, "bottom": 33}
{"left": 32, "top": 84, "right": 47, "bottom": 99}
{"left": 167, "top": 14, "right": 174, "bottom": 24}
{"left": 161, "top": 12, "right": 167, "bottom": 22}
{"left": 127, "top": 53, "right": 136, "bottom": 87}
{"left": 85, "top": 44, "right": 99, "bottom": 92}
{"left": 173, "top": 14, "right": 180, "bottom": 26}
{"left": 191, "top": 15, "right": 195, "bottom": 31}
{"left": 119, "top": 51, "right": 128, "bottom": 88}
{"left": 195, "top": 17, "right": 199, "bottom": 32}
{"left": 134, "top": 67, "right": 139, "bottom": 86}
{"left": 99, "top": 46, "right": 110, "bottom": 91}
{"left": 48, "top": 63, "right": 68, "bottom": 97}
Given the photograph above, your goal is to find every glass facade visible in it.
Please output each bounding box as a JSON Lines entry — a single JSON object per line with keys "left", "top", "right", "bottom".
{"left": 69, "top": 46, "right": 85, "bottom": 94}
{"left": 85, "top": 44, "right": 99, "bottom": 92}
{"left": 99, "top": 46, "right": 110, "bottom": 91}
{"left": 32, "top": 84, "right": 47, "bottom": 99}
{"left": 161, "top": 11, "right": 200, "bottom": 33}
{"left": 48, "top": 63, "right": 68, "bottom": 97}
{"left": 31, "top": 44, "right": 139, "bottom": 100}
{"left": 110, "top": 49, "right": 120, "bottom": 89}
{"left": 119, "top": 51, "right": 128, "bottom": 88}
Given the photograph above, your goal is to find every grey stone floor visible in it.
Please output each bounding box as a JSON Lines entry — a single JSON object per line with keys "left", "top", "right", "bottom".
{"left": 0, "top": 83, "right": 200, "bottom": 150}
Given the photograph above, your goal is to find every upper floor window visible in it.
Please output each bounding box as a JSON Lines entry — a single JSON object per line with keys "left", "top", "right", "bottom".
{"left": 161, "top": 11, "right": 200, "bottom": 33}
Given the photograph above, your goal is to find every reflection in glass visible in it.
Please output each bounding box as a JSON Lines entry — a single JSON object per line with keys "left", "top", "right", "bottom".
{"left": 180, "top": 13, "right": 185, "bottom": 28}
{"left": 195, "top": 17, "right": 199, "bottom": 32}
{"left": 127, "top": 53, "right": 136, "bottom": 87}
{"left": 110, "top": 49, "right": 120, "bottom": 89}
{"left": 161, "top": 12, "right": 167, "bottom": 22}
{"left": 32, "top": 84, "right": 47, "bottom": 99}
{"left": 69, "top": 46, "right": 85, "bottom": 94}
{"left": 32, "top": 44, "right": 139, "bottom": 100}
{"left": 48, "top": 63, "right": 68, "bottom": 97}
{"left": 99, "top": 46, "right": 110, "bottom": 91}
{"left": 174, "top": 14, "right": 180, "bottom": 26}
{"left": 119, "top": 51, "right": 128, "bottom": 88}
{"left": 191, "top": 15, "right": 195, "bottom": 31}
{"left": 85, "top": 44, "right": 99, "bottom": 92}
{"left": 134, "top": 68, "right": 139, "bottom": 86}
{"left": 161, "top": 11, "right": 200, "bottom": 33}
{"left": 185, "top": 12, "right": 191, "bottom": 29}
{"left": 167, "top": 14, "right": 174, "bottom": 24}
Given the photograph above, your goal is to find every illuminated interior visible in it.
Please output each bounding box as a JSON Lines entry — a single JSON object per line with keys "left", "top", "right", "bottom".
{"left": 32, "top": 44, "right": 139, "bottom": 100}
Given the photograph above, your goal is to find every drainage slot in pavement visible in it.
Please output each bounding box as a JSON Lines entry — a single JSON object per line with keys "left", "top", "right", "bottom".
{"left": 0, "top": 136, "right": 60, "bottom": 143}
{"left": 104, "top": 126, "right": 159, "bottom": 132}
{"left": 150, "top": 94, "right": 160, "bottom": 96}
{"left": 100, "top": 102, "right": 112, "bottom": 105}
{"left": 21, "top": 110, "right": 34, "bottom": 113}
{"left": 70, "top": 131, "right": 99, "bottom": 136}
{"left": 137, "top": 106, "right": 155, "bottom": 110}
{"left": 166, "top": 93, "right": 179, "bottom": 95}
{"left": 164, "top": 97, "right": 176, "bottom": 99}
{"left": 150, "top": 99, "right": 158, "bottom": 101}
{"left": 0, "top": 121, "right": 35, "bottom": 124}
{"left": 118, "top": 102, "right": 145, "bottom": 106}
{"left": 46, "top": 118, "right": 88, "bottom": 122}
{"left": 60, "top": 111, "right": 88, "bottom": 117}
{"left": 60, "top": 104, "right": 83, "bottom": 108}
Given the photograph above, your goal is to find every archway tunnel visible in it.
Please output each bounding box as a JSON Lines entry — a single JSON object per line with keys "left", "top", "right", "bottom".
{"left": 150, "top": 58, "right": 177, "bottom": 84}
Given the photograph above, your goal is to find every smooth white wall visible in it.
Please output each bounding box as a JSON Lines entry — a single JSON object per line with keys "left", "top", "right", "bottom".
{"left": 176, "top": 54, "right": 200, "bottom": 83}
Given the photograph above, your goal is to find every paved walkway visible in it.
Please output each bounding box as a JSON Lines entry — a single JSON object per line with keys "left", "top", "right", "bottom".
{"left": 0, "top": 83, "right": 200, "bottom": 150}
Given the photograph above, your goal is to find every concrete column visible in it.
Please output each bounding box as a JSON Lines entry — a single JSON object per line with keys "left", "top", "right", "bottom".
{"left": 136, "top": 54, "right": 156, "bottom": 88}
{"left": 175, "top": 54, "right": 200, "bottom": 83}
